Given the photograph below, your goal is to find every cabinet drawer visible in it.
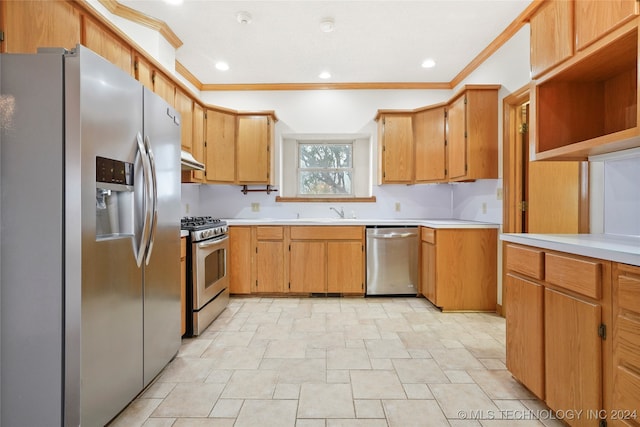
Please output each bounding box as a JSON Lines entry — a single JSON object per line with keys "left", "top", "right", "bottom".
{"left": 290, "top": 226, "right": 363, "bottom": 240}
{"left": 256, "top": 226, "right": 284, "bottom": 240}
{"left": 545, "top": 253, "right": 602, "bottom": 299}
{"left": 180, "top": 237, "right": 187, "bottom": 258}
{"left": 618, "top": 273, "right": 640, "bottom": 313}
{"left": 421, "top": 227, "right": 435, "bottom": 244}
{"left": 506, "top": 244, "right": 544, "bottom": 280}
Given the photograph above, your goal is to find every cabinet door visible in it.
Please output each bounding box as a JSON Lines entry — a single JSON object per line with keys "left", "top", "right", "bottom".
{"left": 611, "top": 263, "right": 640, "bottom": 426}
{"left": 414, "top": 107, "right": 446, "bottom": 182}
{"left": 237, "top": 116, "right": 271, "bottom": 184}
{"left": 545, "top": 288, "right": 602, "bottom": 427}
{"left": 152, "top": 70, "right": 175, "bottom": 107}
{"left": 175, "top": 89, "right": 193, "bottom": 151}
{"left": 135, "top": 56, "right": 154, "bottom": 91}
{"left": 256, "top": 241, "right": 285, "bottom": 293}
{"left": 82, "top": 16, "right": 133, "bottom": 76}
{"left": 3, "top": 0, "right": 80, "bottom": 53}
{"left": 379, "top": 115, "right": 413, "bottom": 183}
{"left": 191, "top": 103, "right": 205, "bottom": 182}
{"left": 575, "top": 0, "right": 638, "bottom": 51}
{"left": 290, "top": 241, "right": 325, "bottom": 293}
{"left": 205, "top": 110, "right": 236, "bottom": 183}
{"left": 327, "top": 241, "right": 363, "bottom": 294}
{"left": 421, "top": 241, "right": 436, "bottom": 304}
{"left": 505, "top": 274, "right": 545, "bottom": 399}
{"left": 447, "top": 95, "right": 467, "bottom": 180}
{"left": 465, "top": 89, "right": 498, "bottom": 180}
{"left": 530, "top": 0, "right": 574, "bottom": 78}
{"left": 228, "top": 227, "right": 252, "bottom": 294}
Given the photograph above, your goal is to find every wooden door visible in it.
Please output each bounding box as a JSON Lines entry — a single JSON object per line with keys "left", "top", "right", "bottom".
{"left": 530, "top": 0, "right": 574, "bottom": 78}
{"left": 528, "top": 161, "right": 585, "bottom": 233}
{"left": 414, "top": 107, "right": 446, "bottom": 182}
{"left": 545, "top": 288, "right": 602, "bottom": 427}
{"left": 505, "top": 274, "right": 545, "bottom": 399}
{"left": 380, "top": 115, "right": 413, "bottom": 183}
{"left": 228, "top": 227, "right": 252, "bottom": 294}
{"left": 327, "top": 241, "right": 363, "bottom": 294}
{"left": 152, "top": 71, "right": 175, "bottom": 107}
{"left": 447, "top": 95, "right": 467, "bottom": 180}
{"left": 205, "top": 110, "right": 236, "bottom": 183}
{"left": 82, "top": 16, "right": 133, "bottom": 76}
{"left": 175, "top": 89, "right": 193, "bottom": 151}
{"left": 575, "top": 0, "right": 638, "bottom": 51}
{"left": 191, "top": 103, "right": 205, "bottom": 182}
{"left": 290, "top": 241, "right": 325, "bottom": 293}
{"left": 237, "top": 116, "right": 270, "bottom": 184}
{"left": 256, "top": 241, "right": 284, "bottom": 293}
{"left": 2, "top": 0, "right": 81, "bottom": 53}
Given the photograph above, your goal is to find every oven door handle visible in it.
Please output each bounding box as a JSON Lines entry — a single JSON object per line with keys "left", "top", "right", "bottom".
{"left": 197, "top": 235, "right": 229, "bottom": 249}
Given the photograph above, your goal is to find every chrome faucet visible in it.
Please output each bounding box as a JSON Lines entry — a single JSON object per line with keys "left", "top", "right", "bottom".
{"left": 329, "top": 207, "right": 345, "bottom": 219}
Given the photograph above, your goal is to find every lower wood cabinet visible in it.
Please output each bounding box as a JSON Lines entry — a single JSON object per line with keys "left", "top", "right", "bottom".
{"left": 180, "top": 237, "right": 187, "bottom": 336}
{"left": 289, "top": 226, "right": 365, "bottom": 295}
{"left": 228, "top": 225, "right": 365, "bottom": 295}
{"left": 504, "top": 243, "right": 637, "bottom": 427}
{"left": 420, "top": 227, "right": 497, "bottom": 311}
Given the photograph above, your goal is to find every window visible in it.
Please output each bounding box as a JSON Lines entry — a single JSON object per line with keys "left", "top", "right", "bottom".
{"left": 280, "top": 134, "right": 373, "bottom": 200}
{"left": 297, "top": 142, "right": 353, "bottom": 196}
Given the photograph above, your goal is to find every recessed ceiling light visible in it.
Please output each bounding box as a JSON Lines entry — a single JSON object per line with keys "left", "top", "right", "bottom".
{"left": 215, "top": 61, "right": 230, "bottom": 71}
{"left": 164, "top": 0, "right": 183, "bottom": 5}
{"left": 319, "top": 71, "right": 331, "bottom": 79}
{"left": 320, "top": 18, "right": 335, "bottom": 33}
{"left": 236, "top": 11, "right": 252, "bottom": 24}
{"left": 421, "top": 58, "right": 436, "bottom": 68}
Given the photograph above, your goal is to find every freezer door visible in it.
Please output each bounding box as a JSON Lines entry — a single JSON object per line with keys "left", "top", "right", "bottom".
{"left": 142, "top": 87, "right": 181, "bottom": 386}
{"left": 68, "top": 46, "right": 145, "bottom": 427}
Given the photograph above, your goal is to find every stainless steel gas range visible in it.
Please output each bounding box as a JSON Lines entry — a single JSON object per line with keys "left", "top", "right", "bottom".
{"left": 181, "top": 216, "right": 229, "bottom": 336}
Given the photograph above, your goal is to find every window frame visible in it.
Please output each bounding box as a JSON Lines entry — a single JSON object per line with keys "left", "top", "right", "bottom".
{"left": 296, "top": 140, "right": 355, "bottom": 198}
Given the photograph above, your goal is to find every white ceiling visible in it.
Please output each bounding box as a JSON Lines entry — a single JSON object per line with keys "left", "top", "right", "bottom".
{"left": 119, "top": 0, "right": 533, "bottom": 85}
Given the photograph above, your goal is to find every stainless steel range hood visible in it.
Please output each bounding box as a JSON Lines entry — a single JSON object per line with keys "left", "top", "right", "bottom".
{"left": 181, "top": 150, "right": 205, "bottom": 171}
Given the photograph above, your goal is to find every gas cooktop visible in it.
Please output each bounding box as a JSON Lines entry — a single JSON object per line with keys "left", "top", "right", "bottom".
{"left": 180, "top": 216, "right": 226, "bottom": 231}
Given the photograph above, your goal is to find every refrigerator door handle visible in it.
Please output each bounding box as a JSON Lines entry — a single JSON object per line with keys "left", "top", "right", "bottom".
{"left": 134, "top": 132, "right": 153, "bottom": 267}
{"left": 144, "top": 135, "right": 158, "bottom": 265}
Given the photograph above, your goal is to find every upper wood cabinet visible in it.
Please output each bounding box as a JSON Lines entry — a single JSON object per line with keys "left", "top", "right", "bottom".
{"left": 530, "top": 0, "right": 574, "bottom": 79}
{"left": 191, "top": 103, "right": 206, "bottom": 182}
{"left": 414, "top": 105, "right": 446, "bottom": 183}
{"left": 575, "top": 0, "right": 639, "bottom": 51}
{"left": 533, "top": 20, "right": 639, "bottom": 160}
{"left": 205, "top": 109, "right": 236, "bottom": 183}
{"left": 2, "top": 0, "right": 81, "bottom": 53}
{"left": 236, "top": 115, "right": 275, "bottom": 185}
{"left": 175, "top": 89, "right": 194, "bottom": 152}
{"left": 152, "top": 70, "right": 175, "bottom": 107}
{"left": 135, "top": 56, "right": 154, "bottom": 92}
{"left": 82, "top": 16, "right": 133, "bottom": 76}
{"left": 447, "top": 86, "right": 499, "bottom": 181}
{"left": 377, "top": 113, "right": 414, "bottom": 184}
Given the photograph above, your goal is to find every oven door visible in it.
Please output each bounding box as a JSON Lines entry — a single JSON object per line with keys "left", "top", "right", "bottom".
{"left": 193, "top": 234, "right": 229, "bottom": 310}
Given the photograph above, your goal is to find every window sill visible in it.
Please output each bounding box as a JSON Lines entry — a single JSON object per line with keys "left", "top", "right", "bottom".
{"left": 275, "top": 196, "right": 377, "bottom": 203}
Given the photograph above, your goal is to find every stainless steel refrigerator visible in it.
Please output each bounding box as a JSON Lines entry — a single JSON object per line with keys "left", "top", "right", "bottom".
{"left": 1, "top": 46, "right": 181, "bottom": 427}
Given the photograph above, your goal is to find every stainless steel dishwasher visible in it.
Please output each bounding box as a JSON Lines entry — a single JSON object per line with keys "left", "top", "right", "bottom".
{"left": 366, "top": 226, "right": 419, "bottom": 295}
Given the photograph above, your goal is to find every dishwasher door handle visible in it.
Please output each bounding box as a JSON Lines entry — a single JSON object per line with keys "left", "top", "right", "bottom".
{"left": 370, "top": 232, "right": 415, "bottom": 239}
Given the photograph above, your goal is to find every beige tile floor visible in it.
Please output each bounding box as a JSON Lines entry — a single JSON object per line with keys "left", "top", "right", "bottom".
{"left": 110, "top": 297, "right": 563, "bottom": 427}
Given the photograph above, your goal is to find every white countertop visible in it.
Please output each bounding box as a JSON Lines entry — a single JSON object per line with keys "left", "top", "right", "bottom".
{"left": 225, "top": 218, "right": 500, "bottom": 229}
{"left": 501, "top": 233, "right": 640, "bottom": 266}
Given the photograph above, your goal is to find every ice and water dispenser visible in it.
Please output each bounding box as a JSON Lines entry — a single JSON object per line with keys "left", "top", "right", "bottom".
{"left": 95, "top": 156, "right": 135, "bottom": 240}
